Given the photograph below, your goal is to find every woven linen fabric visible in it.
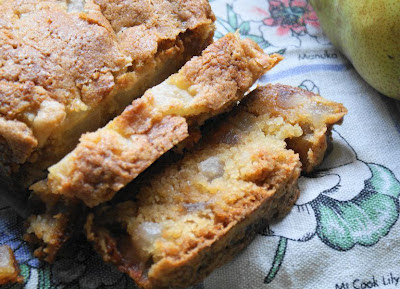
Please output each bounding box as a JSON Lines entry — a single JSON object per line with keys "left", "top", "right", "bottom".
{"left": 1, "top": 1, "right": 400, "bottom": 288}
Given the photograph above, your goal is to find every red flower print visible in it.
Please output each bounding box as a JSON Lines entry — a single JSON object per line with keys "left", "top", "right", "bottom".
{"left": 261, "top": 0, "right": 320, "bottom": 36}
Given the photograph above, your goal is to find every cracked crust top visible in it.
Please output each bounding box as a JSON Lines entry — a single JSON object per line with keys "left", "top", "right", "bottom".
{"left": 0, "top": 0, "right": 215, "bottom": 172}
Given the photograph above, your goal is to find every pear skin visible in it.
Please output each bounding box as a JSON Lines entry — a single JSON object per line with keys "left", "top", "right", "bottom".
{"left": 310, "top": 0, "right": 400, "bottom": 99}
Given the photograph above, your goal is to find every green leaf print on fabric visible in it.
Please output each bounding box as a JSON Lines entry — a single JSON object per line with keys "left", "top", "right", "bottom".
{"left": 214, "top": 30, "right": 224, "bottom": 39}
{"left": 19, "top": 265, "right": 30, "bottom": 286}
{"left": 369, "top": 163, "right": 400, "bottom": 199}
{"left": 38, "top": 267, "right": 51, "bottom": 289}
{"left": 264, "top": 237, "right": 287, "bottom": 284}
{"left": 313, "top": 163, "right": 400, "bottom": 251}
{"left": 274, "top": 48, "right": 287, "bottom": 55}
{"left": 227, "top": 3, "right": 238, "bottom": 29}
{"left": 215, "top": 4, "right": 275, "bottom": 50}
{"left": 265, "top": 162, "right": 400, "bottom": 285}
{"left": 238, "top": 21, "right": 250, "bottom": 35}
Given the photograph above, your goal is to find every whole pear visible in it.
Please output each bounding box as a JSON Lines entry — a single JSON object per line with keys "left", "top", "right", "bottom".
{"left": 310, "top": 0, "right": 400, "bottom": 99}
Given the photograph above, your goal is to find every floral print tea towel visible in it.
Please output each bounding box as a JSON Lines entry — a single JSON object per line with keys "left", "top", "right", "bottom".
{"left": 1, "top": 1, "right": 400, "bottom": 289}
{"left": 205, "top": 0, "right": 400, "bottom": 288}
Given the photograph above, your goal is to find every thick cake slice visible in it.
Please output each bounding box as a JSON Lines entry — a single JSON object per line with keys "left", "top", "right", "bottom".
{"left": 85, "top": 84, "right": 347, "bottom": 289}
{"left": 0, "top": 0, "right": 215, "bottom": 186}
{"left": 25, "top": 33, "right": 282, "bottom": 262}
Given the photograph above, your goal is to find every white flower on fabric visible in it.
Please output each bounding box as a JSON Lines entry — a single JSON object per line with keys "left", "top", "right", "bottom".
{"left": 305, "top": 23, "right": 330, "bottom": 45}
{"left": 232, "top": 0, "right": 270, "bottom": 22}
{"left": 259, "top": 25, "right": 301, "bottom": 48}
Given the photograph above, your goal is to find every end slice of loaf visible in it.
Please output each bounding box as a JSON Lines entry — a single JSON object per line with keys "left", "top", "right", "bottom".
{"left": 25, "top": 33, "right": 283, "bottom": 262}
{"left": 0, "top": 0, "right": 215, "bottom": 186}
{"left": 85, "top": 84, "right": 347, "bottom": 289}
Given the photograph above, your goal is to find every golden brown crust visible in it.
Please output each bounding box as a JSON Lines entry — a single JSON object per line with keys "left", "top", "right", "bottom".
{"left": 95, "top": 0, "right": 214, "bottom": 35}
{"left": 35, "top": 33, "right": 282, "bottom": 208}
{"left": 0, "top": 245, "right": 23, "bottom": 285}
{"left": 65, "top": 114, "right": 189, "bottom": 207}
{"left": 245, "top": 84, "right": 347, "bottom": 172}
{"left": 177, "top": 37, "right": 282, "bottom": 125}
{"left": 0, "top": 0, "right": 129, "bottom": 115}
{"left": 0, "top": 117, "right": 37, "bottom": 167}
{"left": 0, "top": 0, "right": 215, "bottom": 182}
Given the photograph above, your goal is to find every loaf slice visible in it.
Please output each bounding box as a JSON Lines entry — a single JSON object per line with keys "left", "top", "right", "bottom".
{"left": 85, "top": 84, "right": 347, "bottom": 289}
{"left": 25, "top": 33, "right": 282, "bottom": 262}
{"left": 0, "top": 0, "right": 215, "bottom": 186}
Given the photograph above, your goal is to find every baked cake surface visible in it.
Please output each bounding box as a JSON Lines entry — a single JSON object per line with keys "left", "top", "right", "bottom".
{"left": 85, "top": 84, "right": 347, "bottom": 289}
{"left": 0, "top": 0, "right": 215, "bottom": 184}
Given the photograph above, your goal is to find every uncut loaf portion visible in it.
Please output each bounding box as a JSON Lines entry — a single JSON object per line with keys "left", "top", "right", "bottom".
{"left": 0, "top": 0, "right": 215, "bottom": 186}
{"left": 86, "top": 84, "right": 347, "bottom": 289}
{"left": 25, "top": 33, "right": 282, "bottom": 262}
